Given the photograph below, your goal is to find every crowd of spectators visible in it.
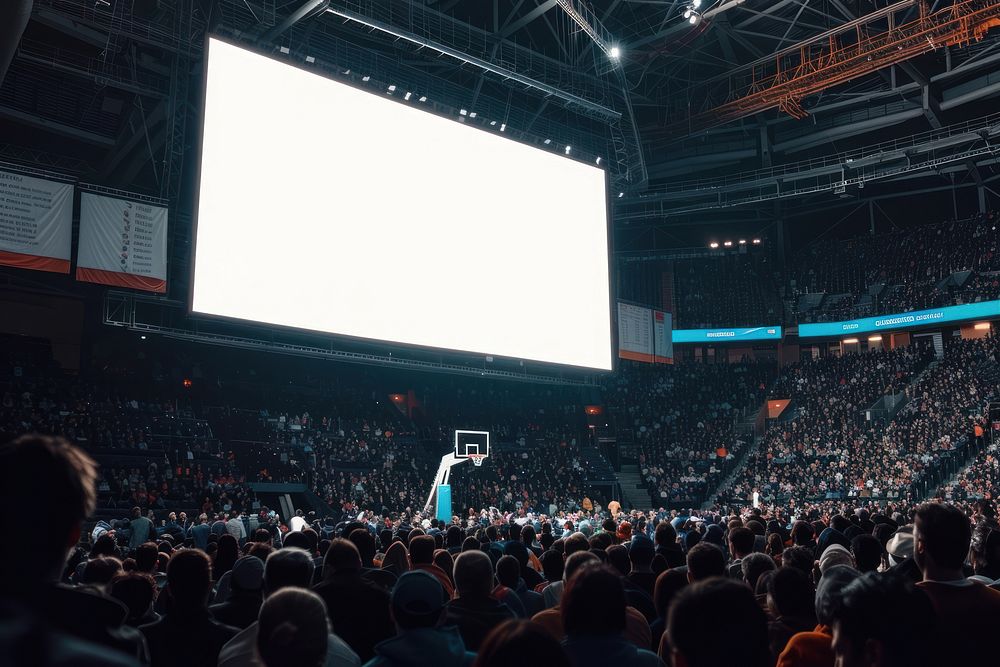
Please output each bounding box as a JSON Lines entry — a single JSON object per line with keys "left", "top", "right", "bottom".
{"left": 673, "top": 252, "right": 783, "bottom": 328}
{"left": 724, "top": 337, "right": 999, "bottom": 512}
{"left": 605, "top": 360, "right": 773, "bottom": 505}
{"left": 723, "top": 346, "right": 933, "bottom": 506}
{"left": 791, "top": 212, "right": 1000, "bottom": 322}
{"left": 6, "top": 432, "right": 1000, "bottom": 667}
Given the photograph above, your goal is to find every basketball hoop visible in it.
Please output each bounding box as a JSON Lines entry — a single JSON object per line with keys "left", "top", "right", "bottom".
{"left": 468, "top": 454, "right": 486, "bottom": 467}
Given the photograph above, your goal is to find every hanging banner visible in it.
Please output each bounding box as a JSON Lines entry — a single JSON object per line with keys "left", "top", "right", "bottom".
{"left": 673, "top": 326, "right": 782, "bottom": 343}
{"left": 0, "top": 170, "right": 73, "bottom": 273}
{"left": 618, "top": 302, "right": 653, "bottom": 362}
{"left": 798, "top": 300, "right": 1000, "bottom": 338}
{"left": 76, "top": 192, "right": 168, "bottom": 293}
{"left": 653, "top": 310, "right": 673, "bottom": 363}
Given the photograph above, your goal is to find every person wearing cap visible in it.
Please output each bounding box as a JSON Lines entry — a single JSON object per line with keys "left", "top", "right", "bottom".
{"left": 219, "top": 547, "right": 359, "bottom": 667}
{"left": 210, "top": 556, "right": 265, "bottom": 629}
{"left": 817, "top": 544, "right": 855, "bottom": 576}
{"left": 364, "top": 571, "right": 475, "bottom": 667}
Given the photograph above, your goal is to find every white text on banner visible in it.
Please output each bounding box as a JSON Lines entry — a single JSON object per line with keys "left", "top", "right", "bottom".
{"left": 0, "top": 170, "right": 73, "bottom": 273}
{"left": 76, "top": 192, "right": 168, "bottom": 293}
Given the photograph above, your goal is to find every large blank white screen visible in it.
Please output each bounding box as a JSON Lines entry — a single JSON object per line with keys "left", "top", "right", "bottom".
{"left": 193, "top": 38, "right": 612, "bottom": 370}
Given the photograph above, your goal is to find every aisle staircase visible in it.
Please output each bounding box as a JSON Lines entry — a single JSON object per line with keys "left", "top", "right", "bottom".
{"left": 617, "top": 464, "right": 652, "bottom": 511}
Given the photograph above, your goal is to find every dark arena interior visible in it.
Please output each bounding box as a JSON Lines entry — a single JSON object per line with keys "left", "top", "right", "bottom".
{"left": 2, "top": 1, "right": 1000, "bottom": 665}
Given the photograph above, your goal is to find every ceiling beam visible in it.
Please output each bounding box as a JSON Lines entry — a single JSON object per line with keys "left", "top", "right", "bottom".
{"left": 499, "top": 0, "right": 557, "bottom": 39}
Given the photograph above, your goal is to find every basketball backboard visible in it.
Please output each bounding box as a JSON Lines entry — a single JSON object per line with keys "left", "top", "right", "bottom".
{"left": 454, "top": 430, "right": 490, "bottom": 461}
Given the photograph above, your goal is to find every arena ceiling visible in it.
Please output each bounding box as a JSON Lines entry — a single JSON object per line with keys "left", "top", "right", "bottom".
{"left": 1, "top": 0, "right": 1000, "bottom": 241}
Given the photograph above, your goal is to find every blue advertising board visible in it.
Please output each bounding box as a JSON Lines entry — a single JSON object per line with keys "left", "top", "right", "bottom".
{"left": 672, "top": 326, "right": 782, "bottom": 343}
{"left": 798, "top": 300, "right": 1000, "bottom": 338}
{"left": 436, "top": 484, "right": 452, "bottom": 522}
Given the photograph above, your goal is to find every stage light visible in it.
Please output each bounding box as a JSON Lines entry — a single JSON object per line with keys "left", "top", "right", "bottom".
{"left": 689, "top": 14, "right": 700, "bottom": 24}
{"left": 738, "top": 239, "right": 747, "bottom": 245}
{"left": 723, "top": 240, "right": 733, "bottom": 247}
{"left": 684, "top": 9, "right": 692, "bottom": 18}
{"left": 565, "top": 145, "right": 571, "bottom": 154}
{"left": 418, "top": 95, "right": 427, "bottom": 102}
{"left": 709, "top": 242, "right": 719, "bottom": 249}
{"left": 693, "top": 0, "right": 701, "bottom": 7}
{"left": 500, "top": 123, "right": 506, "bottom": 132}
{"left": 140, "top": 335, "right": 146, "bottom": 340}
{"left": 544, "top": 138, "right": 551, "bottom": 144}
{"left": 609, "top": 46, "right": 621, "bottom": 59}
{"left": 752, "top": 238, "right": 762, "bottom": 244}
{"left": 404, "top": 91, "right": 412, "bottom": 100}
{"left": 182, "top": 378, "right": 193, "bottom": 388}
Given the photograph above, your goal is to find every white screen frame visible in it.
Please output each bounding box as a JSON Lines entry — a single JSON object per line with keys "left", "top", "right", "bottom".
{"left": 190, "top": 37, "right": 615, "bottom": 372}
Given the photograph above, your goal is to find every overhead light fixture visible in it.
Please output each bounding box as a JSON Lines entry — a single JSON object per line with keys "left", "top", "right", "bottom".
{"left": 689, "top": 14, "right": 700, "bottom": 24}
{"left": 469, "top": 112, "right": 477, "bottom": 118}
{"left": 752, "top": 238, "right": 762, "bottom": 244}
{"left": 738, "top": 239, "right": 747, "bottom": 245}
{"left": 723, "top": 240, "right": 733, "bottom": 247}
{"left": 343, "top": 69, "right": 351, "bottom": 75}
{"left": 404, "top": 91, "right": 412, "bottom": 100}
{"left": 544, "top": 138, "right": 551, "bottom": 145}
{"left": 140, "top": 335, "right": 146, "bottom": 340}
{"left": 693, "top": 0, "right": 701, "bottom": 7}
{"left": 975, "top": 322, "right": 991, "bottom": 330}
{"left": 500, "top": 123, "right": 506, "bottom": 132}
{"left": 305, "top": 55, "right": 315, "bottom": 63}
{"left": 684, "top": 9, "right": 692, "bottom": 18}
{"left": 843, "top": 338, "right": 859, "bottom": 344}
{"left": 609, "top": 46, "right": 621, "bottom": 59}
{"left": 460, "top": 108, "right": 467, "bottom": 116}
{"left": 618, "top": 192, "right": 624, "bottom": 198}
{"left": 490, "top": 120, "right": 496, "bottom": 126}
{"left": 596, "top": 157, "right": 602, "bottom": 165}
{"left": 279, "top": 46, "right": 290, "bottom": 54}
{"left": 362, "top": 75, "right": 370, "bottom": 81}
{"left": 868, "top": 335, "right": 883, "bottom": 342}
{"left": 387, "top": 84, "right": 396, "bottom": 92}
{"left": 709, "top": 242, "right": 719, "bottom": 249}
{"left": 565, "top": 145, "right": 572, "bottom": 154}
{"left": 418, "top": 95, "right": 427, "bottom": 102}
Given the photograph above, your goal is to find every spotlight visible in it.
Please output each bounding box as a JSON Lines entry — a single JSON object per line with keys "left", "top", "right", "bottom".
{"left": 490, "top": 120, "right": 496, "bottom": 126}
{"left": 182, "top": 378, "right": 193, "bottom": 388}
{"left": 738, "top": 239, "right": 747, "bottom": 245}
{"left": 609, "top": 46, "right": 621, "bottom": 59}
{"left": 469, "top": 112, "right": 477, "bottom": 118}
{"left": 500, "top": 123, "right": 506, "bottom": 132}
{"left": 565, "top": 145, "right": 571, "bottom": 154}
{"left": 140, "top": 335, "right": 146, "bottom": 340}
{"left": 544, "top": 138, "right": 551, "bottom": 144}
{"left": 684, "top": 8, "right": 692, "bottom": 18}
{"left": 404, "top": 91, "right": 412, "bottom": 100}
{"left": 305, "top": 55, "right": 315, "bottom": 63}
{"left": 689, "top": 14, "right": 700, "bottom": 24}
{"left": 693, "top": 0, "right": 701, "bottom": 7}
{"left": 362, "top": 75, "right": 370, "bottom": 81}
{"left": 387, "top": 84, "right": 396, "bottom": 93}
{"left": 596, "top": 157, "right": 602, "bottom": 165}
{"left": 752, "top": 238, "right": 762, "bottom": 244}
{"left": 460, "top": 108, "right": 468, "bottom": 116}
{"left": 618, "top": 192, "right": 624, "bottom": 198}
{"left": 723, "top": 240, "right": 733, "bottom": 247}
{"left": 709, "top": 242, "right": 719, "bottom": 249}
{"left": 418, "top": 95, "right": 427, "bottom": 102}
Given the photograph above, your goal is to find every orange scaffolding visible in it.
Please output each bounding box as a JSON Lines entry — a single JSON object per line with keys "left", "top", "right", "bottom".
{"left": 668, "top": 0, "right": 1000, "bottom": 135}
